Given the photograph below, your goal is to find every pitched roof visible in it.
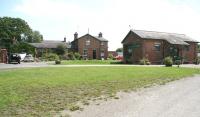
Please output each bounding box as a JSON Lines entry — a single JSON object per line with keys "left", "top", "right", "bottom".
{"left": 122, "top": 30, "right": 198, "bottom": 45}
{"left": 29, "top": 40, "right": 71, "bottom": 49}
{"left": 72, "top": 34, "right": 108, "bottom": 42}
{"left": 94, "top": 36, "right": 108, "bottom": 41}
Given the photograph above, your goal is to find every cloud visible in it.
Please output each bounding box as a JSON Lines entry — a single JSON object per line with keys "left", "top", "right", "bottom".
{"left": 14, "top": 0, "right": 200, "bottom": 50}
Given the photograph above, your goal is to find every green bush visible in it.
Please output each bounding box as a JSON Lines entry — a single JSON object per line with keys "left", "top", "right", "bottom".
{"left": 164, "top": 56, "right": 173, "bottom": 67}
{"left": 139, "top": 58, "right": 150, "bottom": 65}
{"left": 74, "top": 52, "right": 81, "bottom": 60}
{"left": 108, "top": 54, "right": 114, "bottom": 60}
{"left": 55, "top": 60, "right": 61, "bottom": 64}
{"left": 194, "top": 57, "right": 200, "bottom": 65}
{"left": 174, "top": 60, "right": 181, "bottom": 65}
{"left": 67, "top": 52, "right": 75, "bottom": 60}
{"left": 43, "top": 53, "right": 59, "bottom": 61}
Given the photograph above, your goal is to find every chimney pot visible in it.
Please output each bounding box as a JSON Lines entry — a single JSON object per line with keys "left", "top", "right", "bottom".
{"left": 74, "top": 32, "right": 78, "bottom": 40}
{"left": 98, "top": 32, "right": 102, "bottom": 38}
{"left": 64, "top": 37, "right": 66, "bottom": 42}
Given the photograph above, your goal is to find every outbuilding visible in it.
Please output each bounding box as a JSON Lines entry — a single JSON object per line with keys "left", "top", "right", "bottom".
{"left": 122, "top": 30, "right": 198, "bottom": 64}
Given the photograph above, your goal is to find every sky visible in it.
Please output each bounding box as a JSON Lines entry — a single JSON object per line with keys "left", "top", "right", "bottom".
{"left": 0, "top": 0, "right": 200, "bottom": 51}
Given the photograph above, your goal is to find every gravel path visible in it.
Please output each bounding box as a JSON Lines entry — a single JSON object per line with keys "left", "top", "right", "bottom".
{"left": 68, "top": 75, "right": 200, "bottom": 117}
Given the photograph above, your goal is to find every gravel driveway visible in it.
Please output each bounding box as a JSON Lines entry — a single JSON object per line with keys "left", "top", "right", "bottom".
{"left": 68, "top": 75, "right": 200, "bottom": 117}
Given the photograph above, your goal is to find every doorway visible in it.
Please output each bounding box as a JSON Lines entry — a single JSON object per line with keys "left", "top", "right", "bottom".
{"left": 93, "top": 49, "right": 97, "bottom": 59}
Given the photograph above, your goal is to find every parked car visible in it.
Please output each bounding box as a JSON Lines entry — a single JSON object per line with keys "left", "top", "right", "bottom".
{"left": 23, "top": 54, "right": 34, "bottom": 62}
{"left": 8, "top": 53, "right": 21, "bottom": 64}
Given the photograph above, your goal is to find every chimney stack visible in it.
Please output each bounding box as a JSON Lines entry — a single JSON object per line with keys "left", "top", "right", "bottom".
{"left": 64, "top": 37, "right": 66, "bottom": 42}
{"left": 98, "top": 32, "right": 102, "bottom": 38}
{"left": 74, "top": 32, "right": 78, "bottom": 40}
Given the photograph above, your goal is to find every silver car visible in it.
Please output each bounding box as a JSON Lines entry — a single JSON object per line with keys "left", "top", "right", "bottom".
{"left": 23, "top": 54, "right": 34, "bottom": 62}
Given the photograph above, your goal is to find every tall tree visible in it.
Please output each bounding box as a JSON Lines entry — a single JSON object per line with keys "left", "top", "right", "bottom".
{"left": 0, "top": 17, "right": 32, "bottom": 43}
{"left": 0, "top": 17, "right": 43, "bottom": 52}
{"left": 28, "top": 30, "right": 43, "bottom": 43}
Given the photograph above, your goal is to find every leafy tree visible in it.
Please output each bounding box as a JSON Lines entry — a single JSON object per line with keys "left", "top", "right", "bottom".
{"left": 0, "top": 17, "right": 43, "bottom": 52}
{"left": 10, "top": 42, "right": 35, "bottom": 54}
{"left": 116, "top": 48, "right": 123, "bottom": 52}
{"left": 28, "top": 30, "right": 43, "bottom": 43}
{"left": 55, "top": 44, "right": 66, "bottom": 55}
{"left": 0, "top": 17, "right": 32, "bottom": 42}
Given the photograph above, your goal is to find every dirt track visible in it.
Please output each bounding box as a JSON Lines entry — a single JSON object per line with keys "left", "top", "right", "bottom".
{"left": 68, "top": 75, "right": 200, "bottom": 117}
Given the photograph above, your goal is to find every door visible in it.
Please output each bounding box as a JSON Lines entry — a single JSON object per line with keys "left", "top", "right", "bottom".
{"left": 93, "top": 49, "right": 97, "bottom": 59}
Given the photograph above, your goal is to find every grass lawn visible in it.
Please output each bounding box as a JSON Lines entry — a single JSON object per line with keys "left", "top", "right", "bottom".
{"left": 58, "top": 60, "right": 122, "bottom": 65}
{"left": 0, "top": 67, "right": 199, "bottom": 116}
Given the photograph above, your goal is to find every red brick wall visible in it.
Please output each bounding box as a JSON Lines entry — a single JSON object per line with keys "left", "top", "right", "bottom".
{"left": 143, "top": 40, "right": 164, "bottom": 63}
{"left": 181, "top": 42, "right": 198, "bottom": 63}
{"left": 122, "top": 31, "right": 143, "bottom": 63}
{"left": 0, "top": 49, "right": 8, "bottom": 63}
{"left": 73, "top": 34, "right": 108, "bottom": 59}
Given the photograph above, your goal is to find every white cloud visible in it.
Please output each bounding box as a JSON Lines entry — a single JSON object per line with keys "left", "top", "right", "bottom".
{"left": 14, "top": 0, "right": 200, "bottom": 50}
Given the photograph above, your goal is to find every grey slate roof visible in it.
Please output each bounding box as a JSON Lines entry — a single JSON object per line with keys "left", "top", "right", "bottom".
{"left": 73, "top": 34, "right": 108, "bottom": 42}
{"left": 94, "top": 36, "right": 108, "bottom": 41}
{"left": 124, "top": 30, "right": 198, "bottom": 45}
{"left": 29, "top": 40, "right": 70, "bottom": 49}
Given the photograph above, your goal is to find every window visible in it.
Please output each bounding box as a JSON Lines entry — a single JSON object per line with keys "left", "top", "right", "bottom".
{"left": 83, "top": 49, "right": 88, "bottom": 56}
{"left": 86, "top": 39, "right": 90, "bottom": 46}
{"left": 101, "top": 49, "right": 105, "bottom": 57}
{"left": 101, "top": 42, "right": 104, "bottom": 46}
{"left": 184, "top": 45, "right": 190, "bottom": 51}
{"left": 154, "top": 43, "right": 161, "bottom": 51}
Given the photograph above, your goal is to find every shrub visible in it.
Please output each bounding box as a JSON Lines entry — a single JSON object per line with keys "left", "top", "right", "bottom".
{"left": 55, "top": 44, "right": 66, "bottom": 55}
{"left": 108, "top": 54, "right": 114, "bottom": 60}
{"left": 139, "top": 58, "right": 150, "bottom": 65}
{"left": 67, "top": 52, "right": 75, "bottom": 60}
{"left": 43, "top": 53, "right": 59, "bottom": 61}
{"left": 55, "top": 60, "right": 61, "bottom": 64}
{"left": 194, "top": 57, "right": 200, "bottom": 65}
{"left": 74, "top": 52, "right": 81, "bottom": 60}
{"left": 164, "top": 56, "right": 173, "bottom": 67}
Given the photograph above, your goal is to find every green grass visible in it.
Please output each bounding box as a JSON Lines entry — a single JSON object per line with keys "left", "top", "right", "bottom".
{"left": 58, "top": 60, "right": 122, "bottom": 65}
{"left": 0, "top": 67, "right": 199, "bottom": 116}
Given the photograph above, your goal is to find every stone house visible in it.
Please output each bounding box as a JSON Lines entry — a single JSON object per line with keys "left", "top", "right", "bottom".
{"left": 71, "top": 32, "right": 108, "bottom": 59}
{"left": 122, "top": 30, "right": 198, "bottom": 64}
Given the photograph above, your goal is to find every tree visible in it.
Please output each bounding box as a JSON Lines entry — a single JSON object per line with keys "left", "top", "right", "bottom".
{"left": 0, "top": 17, "right": 43, "bottom": 51}
{"left": 116, "top": 48, "right": 123, "bottom": 52}
{"left": 28, "top": 30, "right": 43, "bottom": 43}
{"left": 55, "top": 44, "right": 66, "bottom": 55}
{"left": 10, "top": 42, "right": 35, "bottom": 54}
{"left": 0, "top": 17, "right": 32, "bottom": 43}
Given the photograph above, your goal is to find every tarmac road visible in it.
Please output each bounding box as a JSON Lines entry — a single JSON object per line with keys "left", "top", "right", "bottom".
{"left": 68, "top": 75, "right": 200, "bottom": 117}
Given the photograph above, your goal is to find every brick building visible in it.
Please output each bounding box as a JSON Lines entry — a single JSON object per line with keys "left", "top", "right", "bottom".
{"left": 71, "top": 32, "right": 108, "bottom": 59}
{"left": 122, "top": 30, "right": 198, "bottom": 64}
{"left": 29, "top": 38, "right": 70, "bottom": 57}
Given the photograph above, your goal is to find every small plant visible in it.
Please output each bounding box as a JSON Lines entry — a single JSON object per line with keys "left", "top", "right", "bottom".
{"left": 164, "top": 56, "right": 173, "bottom": 67}
{"left": 139, "top": 58, "right": 150, "bottom": 65}
{"left": 175, "top": 60, "right": 181, "bottom": 67}
{"left": 69, "top": 105, "right": 81, "bottom": 111}
{"left": 55, "top": 60, "right": 61, "bottom": 64}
